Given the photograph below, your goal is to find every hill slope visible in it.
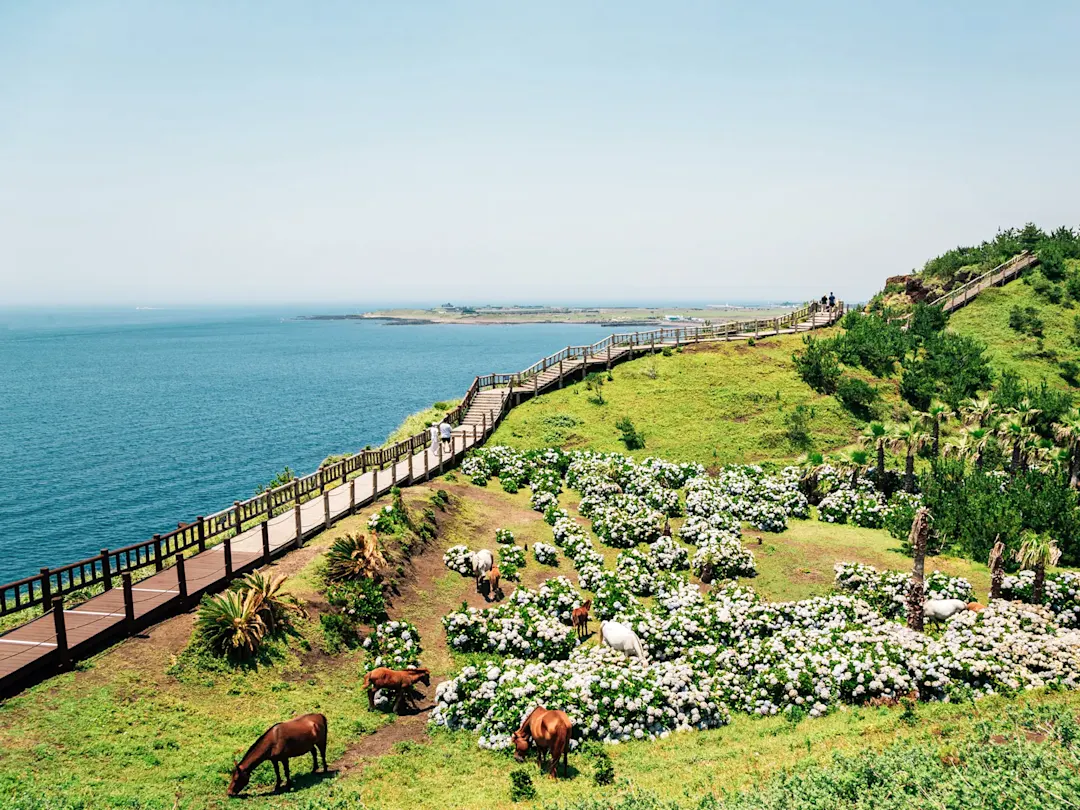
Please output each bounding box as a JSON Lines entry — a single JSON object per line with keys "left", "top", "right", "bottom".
{"left": 489, "top": 330, "right": 869, "bottom": 465}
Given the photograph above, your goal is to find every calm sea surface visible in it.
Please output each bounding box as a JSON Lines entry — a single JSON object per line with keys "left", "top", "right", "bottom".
{"left": 0, "top": 308, "right": 613, "bottom": 583}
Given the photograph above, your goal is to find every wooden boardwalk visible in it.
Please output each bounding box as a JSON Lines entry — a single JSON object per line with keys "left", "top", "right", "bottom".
{"left": 0, "top": 302, "right": 843, "bottom": 696}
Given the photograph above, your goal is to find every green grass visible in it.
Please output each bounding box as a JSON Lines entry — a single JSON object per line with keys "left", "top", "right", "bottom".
{"left": 948, "top": 265, "right": 1080, "bottom": 388}
{"left": 490, "top": 333, "right": 870, "bottom": 466}
{"left": 385, "top": 400, "right": 461, "bottom": 445}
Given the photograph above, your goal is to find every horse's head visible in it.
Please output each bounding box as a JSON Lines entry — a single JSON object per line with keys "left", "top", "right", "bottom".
{"left": 227, "top": 760, "right": 250, "bottom": 797}
{"left": 413, "top": 668, "right": 431, "bottom": 687}
{"left": 511, "top": 730, "right": 530, "bottom": 762}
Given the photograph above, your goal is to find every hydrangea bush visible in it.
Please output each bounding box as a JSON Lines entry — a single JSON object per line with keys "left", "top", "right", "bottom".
{"left": 834, "top": 562, "right": 974, "bottom": 619}
{"left": 648, "top": 535, "right": 689, "bottom": 571}
{"left": 498, "top": 542, "right": 526, "bottom": 582}
{"left": 363, "top": 620, "right": 422, "bottom": 671}
{"left": 1002, "top": 570, "right": 1080, "bottom": 628}
{"left": 533, "top": 543, "right": 559, "bottom": 566}
{"left": 443, "top": 545, "right": 473, "bottom": 576}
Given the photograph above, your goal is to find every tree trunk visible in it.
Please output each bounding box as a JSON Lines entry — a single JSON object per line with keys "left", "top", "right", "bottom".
{"left": 877, "top": 444, "right": 886, "bottom": 493}
{"left": 905, "top": 453, "right": 915, "bottom": 493}
{"left": 989, "top": 539, "right": 1004, "bottom": 601}
{"left": 907, "top": 507, "right": 931, "bottom": 632}
{"left": 1011, "top": 444, "right": 1021, "bottom": 474}
{"left": 1034, "top": 564, "right": 1046, "bottom": 604}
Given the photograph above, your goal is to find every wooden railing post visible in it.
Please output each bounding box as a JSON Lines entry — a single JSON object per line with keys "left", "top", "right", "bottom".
{"left": 408, "top": 450, "right": 414, "bottom": 482}
{"left": 100, "top": 550, "right": 112, "bottom": 591}
{"left": 233, "top": 501, "right": 243, "bottom": 537}
{"left": 52, "top": 596, "right": 68, "bottom": 668}
{"left": 323, "top": 490, "right": 331, "bottom": 529}
{"left": 153, "top": 535, "right": 163, "bottom": 572}
{"left": 39, "top": 568, "right": 51, "bottom": 608}
{"left": 472, "top": 424, "right": 478, "bottom": 444}
{"left": 423, "top": 447, "right": 430, "bottom": 480}
{"left": 261, "top": 519, "right": 271, "bottom": 564}
{"left": 175, "top": 554, "right": 187, "bottom": 603}
{"left": 293, "top": 499, "right": 303, "bottom": 548}
{"left": 224, "top": 534, "right": 233, "bottom": 577}
{"left": 196, "top": 516, "right": 206, "bottom": 552}
{"left": 349, "top": 479, "right": 357, "bottom": 514}
{"left": 373, "top": 467, "right": 380, "bottom": 496}
{"left": 122, "top": 574, "right": 134, "bottom": 631}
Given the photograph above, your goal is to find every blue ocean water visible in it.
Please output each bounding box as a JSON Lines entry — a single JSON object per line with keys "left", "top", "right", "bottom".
{"left": 0, "top": 308, "right": 613, "bottom": 583}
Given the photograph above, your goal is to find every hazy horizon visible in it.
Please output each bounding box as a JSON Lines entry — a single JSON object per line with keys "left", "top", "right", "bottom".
{"left": 3, "top": 2, "right": 1079, "bottom": 307}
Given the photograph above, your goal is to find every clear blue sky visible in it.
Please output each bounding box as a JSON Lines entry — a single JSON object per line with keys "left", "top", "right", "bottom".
{"left": 2, "top": 1, "right": 1078, "bottom": 307}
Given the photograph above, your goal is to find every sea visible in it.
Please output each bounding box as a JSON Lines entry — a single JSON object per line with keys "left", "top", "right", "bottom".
{"left": 0, "top": 308, "right": 615, "bottom": 584}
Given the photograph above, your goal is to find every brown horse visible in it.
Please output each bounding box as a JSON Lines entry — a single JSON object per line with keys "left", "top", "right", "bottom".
{"left": 511, "top": 707, "right": 572, "bottom": 779}
{"left": 363, "top": 667, "right": 431, "bottom": 714}
{"left": 571, "top": 599, "right": 592, "bottom": 639}
{"left": 227, "top": 713, "right": 327, "bottom": 796}
{"left": 487, "top": 567, "right": 502, "bottom": 600}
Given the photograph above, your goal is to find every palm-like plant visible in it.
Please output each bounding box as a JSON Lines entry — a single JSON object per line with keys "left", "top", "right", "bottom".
{"left": 1014, "top": 530, "right": 1062, "bottom": 603}
{"left": 961, "top": 396, "right": 998, "bottom": 428}
{"left": 907, "top": 507, "right": 932, "bottom": 632}
{"left": 233, "top": 571, "right": 303, "bottom": 632}
{"left": 1053, "top": 407, "right": 1080, "bottom": 486}
{"left": 860, "top": 422, "right": 889, "bottom": 493}
{"left": 917, "top": 401, "right": 954, "bottom": 458}
{"left": 888, "top": 419, "right": 930, "bottom": 493}
{"left": 997, "top": 417, "right": 1035, "bottom": 473}
{"left": 945, "top": 426, "right": 992, "bottom": 468}
{"left": 326, "top": 533, "right": 387, "bottom": 582}
{"left": 839, "top": 449, "right": 870, "bottom": 489}
{"left": 196, "top": 590, "right": 267, "bottom": 656}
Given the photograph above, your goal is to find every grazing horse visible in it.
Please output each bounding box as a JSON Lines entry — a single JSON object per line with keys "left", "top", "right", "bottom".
{"left": 511, "top": 707, "right": 572, "bottom": 779}
{"left": 967, "top": 602, "right": 986, "bottom": 612}
{"left": 363, "top": 667, "right": 431, "bottom": 714}
{"left": 571, "top": 599, "right": 592, "bottom": 639}
{"left": 923, "top": 599, "right": 970, "bottom": 624}
{"left": 472, "top": 549, "right": 494, "bottom": 592}
{"left": 227, "top": 713, "right": 328, "bottom": 797}
{"left": 600, "top": 620, "right": 648, "bottom": 663}
{"left": 487, "top": 567, "right": 502, "bottom": 600}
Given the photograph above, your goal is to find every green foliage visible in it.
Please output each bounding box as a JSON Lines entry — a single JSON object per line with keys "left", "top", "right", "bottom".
{"left": 793, "top": 336, "right": 841, "bottom": 393}
{"left": 326, "top": 533, "right": 387, "bottom": 582}
{"left": 909, "top": 302, "right": 948, "bottom": 340}
{"left": 993, "top": 374, "right": 1074, "bottom": 439}
{"left": 835, "top": 376, "right": 878, "bottom": 418}
{"left": 194, "top": 590, "right": 266, "bottom": 658}
{"left": 431, "top": 489, "right": 450, "bottom": 510}
{"left": 911, "top": 332, "right": 994, "bottom": 410}
{"left": 255, "top": 465, "right": 295, "bottom": 495}
{"left": 661, "top": 346, "right": 674, "bottom": 357}
{"left": 508, "top": 769, "right": 536, "bottom": 802}
{"left": 326, "top": 577, "right": 386, "bottom": 624}
{"left": 616, "top": 416, "right": 646, "bottom": 450}
{"left": 833, "top": 312, "right": 908, "bottom": 377}
{"left": 585, "top": 372, "right": 606, "bottom": 405}
{"left": 782, "top": 404, "right": 814, "bottom": 450}
{"left": 319, "top": 611, "right": 359, "bottom": 654}
{"left": 592, "top": 747, "right": 615, "bottom": 786}
{"left": 1009, "top": 304, "right": 1045, "bottom": 336}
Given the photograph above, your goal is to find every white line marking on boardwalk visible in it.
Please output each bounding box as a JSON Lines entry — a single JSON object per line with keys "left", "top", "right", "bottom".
{"left": 131, "top": 588, "right": 178, "bottom": 594}
{"left": 68, "top": 610, "right": 124, "bottom": 617}
{"left": 0, "top": 639, "right": 57, "bottom": 647}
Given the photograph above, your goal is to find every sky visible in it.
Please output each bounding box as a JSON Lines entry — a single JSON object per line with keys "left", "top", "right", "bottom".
{"left": 1, "top": 1, "right": 1079, "bottom": 308}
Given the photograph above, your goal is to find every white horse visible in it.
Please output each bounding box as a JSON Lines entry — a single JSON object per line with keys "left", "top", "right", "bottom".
{"left": 600, "top": 620, "right": 648, "bottom": 663}
{"left": 923, "top": 599, "right": 969, "bottom": 623}
{"left": 471, "top": 549, "right": 494, "bottom": 591}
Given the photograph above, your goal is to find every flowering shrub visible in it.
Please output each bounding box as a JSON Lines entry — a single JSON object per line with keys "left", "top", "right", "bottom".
{"left": 685, "top": 467, "right": 808, "bottom": 532}
{"left": 586, "top": 495, "right": 663, "bottom": 548}
{"left": 833, "top": 562, "right": 973, "bottom": 619}
{"left": 1002, "top": 570, "right": 1080, "bottom": 628}
{"left": 818, "top": 488, "right": 885, "bottom": 528}
{"left": 530, "top": 489, "right": 558, "bottom": 513}
{"left": 883, "top": 491, "right": 922, "bottom": 540}
{"left": 498, "top": 542, "right": 526, "bottom": 582}
{"left": 495, "top": 528, "right": 515, "bottom": 545}
{"left": 533, "top": 543, "right": 559, "bottom": 566}
{"left": 648, "top": 535, "right": 689, "bottom": 571}
{"left": 363, "top": 620, "right": 422, "bottom": 671}
{"left": 443, "top": 545, "right": 474, "bottom": 576}
{"left": 679, "top": 513, "right": 741, "bottom": 544}
{"left": 367, "top": 503, "right": 401, "bottom": 533}
{"left": 431, "top": 645, "right": 731, "bottom": 748}
{"left": 690, "top": 532, "right": 756, "bottom": 581}
{"left": 616, "top": 549, "right": 658, "bottom": 596}
{"left": 589, "top": 570, "right": 644, "bottom": 621}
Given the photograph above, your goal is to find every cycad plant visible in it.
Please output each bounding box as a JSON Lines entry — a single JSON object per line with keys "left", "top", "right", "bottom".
{"left": 860, "top": 422, "right": 889, "bottom": 493}
{"left": 233, "top": 571, "right": 303, "bottom": 632}
{"left": 1053, "top": 407, "right": 1080, "bottom": 486}
{"left": 888, "top": 419, "right": 929, "bottom": 493}
{"left": 1015, "top": 530, "right": 1062, "bottom": 604}
{"left": 196, "top": 590, "right": 267, "bottom": 657}
{"left": 326, "top": 533, "right": 386, "bottom": 582}
{"left": 917, "top": 401, "right": 954, "bottom": 458}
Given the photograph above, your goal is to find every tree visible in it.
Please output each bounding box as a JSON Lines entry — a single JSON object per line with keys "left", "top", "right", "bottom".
{"left": 945, "top": 426, "right": 992, "bottom": 469}
{"left": 861, "top": 422, "right": 889, "bottom": 493}
{"left": 888, "top": 419, "right": 930, "bottom": 493}
{"left": 841, "top": 449, "right": 870, "bottom": 489}
{"left": 961, "top": 396, "right": 998, "bottom": 428}
{"left": 1053, "top": 407, "right": 1080, "bottom": 487}
{"left": 988, "top": 538, "right": 1005, "bottom": 601}
{"left": 917, "top": 401, "right": 954, "bottom": 458}
{"left": 997, "top": 417, "right": 1035, "bottom": 474}
{"left": 1014, "top": 530, "right": 1062, "bottom": 603}
{"left": 585, "top": 373, "right": 606, "bottom": 405}
{"left": 907, "top": 507, "right": 932, "bottom": 632}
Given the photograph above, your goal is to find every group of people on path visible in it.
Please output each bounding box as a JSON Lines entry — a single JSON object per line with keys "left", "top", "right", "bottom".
{"left": 427, "top": 418, "right": 453, "bottom": 457}
{"left": 819, "top": 291, "right": 836, "bottom": 309}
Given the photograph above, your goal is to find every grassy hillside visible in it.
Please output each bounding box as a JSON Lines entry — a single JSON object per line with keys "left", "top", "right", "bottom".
{"left": 490, "top": 331, "right": 878, "bottom": 466}
{"left": 949, "top": 264, "right": 1080, "bottom": 389}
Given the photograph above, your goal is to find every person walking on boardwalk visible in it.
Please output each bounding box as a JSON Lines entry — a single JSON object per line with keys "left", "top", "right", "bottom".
{"left": 428, "top": 422, "right": 441, "bottom": 459}
{"left": 439, "top": 419, "right": 453, "bottom": 454}
{"left": 828, "top": 291, "right": 836, "bottom": 309}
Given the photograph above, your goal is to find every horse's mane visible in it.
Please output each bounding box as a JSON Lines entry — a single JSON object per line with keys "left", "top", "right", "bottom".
{"left": 238, "top": 724, "right": 278, "bottom": 769}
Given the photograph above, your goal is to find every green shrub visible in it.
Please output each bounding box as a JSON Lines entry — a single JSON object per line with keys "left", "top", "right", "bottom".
{"left": 661, "top": 346, "right": 673, "bottom": 357}
{"left": 616, "top": 417, "right": 646, "bottom": 450}
{"left": 782, "top": 405, "right": 813, "bottom": 450}
{"left": 319, "top": 612, "right": 358, "bottom": 653}
{"left": 431, "top": 489, "right": 450, "bottom": 510}
{"left": 835, "top": 376, "right": 878, "bottom": 418}
{"left": 1008, "top": 304, "right": 1044, "bottom": 336}
{"left": 592, "top": 748, "right": 615, "bottom": 786}
{"left": 792, "top": 336, "right": 840, "bottom": 393}
{"left": 1061, "top": 360, "right": 1080, "bottom": 386}
{"left": 509, "top": 769, "right": 536, "bottom": 802}
{"left": 326, "top": 578, "right": 386, "bottom": 623}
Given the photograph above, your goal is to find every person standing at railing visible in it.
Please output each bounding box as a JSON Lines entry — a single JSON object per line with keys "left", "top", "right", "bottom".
{"left": 428, "top": 422, "right": 441, "bottom": 459}
{"left": 439, "top": 419, "right": 453, "bottom": 453}
{"left": 828, "top": 292, "right": 835, "bottom": 312}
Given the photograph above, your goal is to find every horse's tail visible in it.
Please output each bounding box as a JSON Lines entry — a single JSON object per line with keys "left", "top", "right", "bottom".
{"left": 634, "top": 638, "right": 648, "bottom": 664}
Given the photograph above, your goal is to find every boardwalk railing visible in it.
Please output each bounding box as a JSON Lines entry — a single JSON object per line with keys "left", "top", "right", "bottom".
{"left": 928, "top": 251, "right": 1038, "bottom": 313}
{"left": 0, "top": 301, "right": 840, "bottom": 620}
